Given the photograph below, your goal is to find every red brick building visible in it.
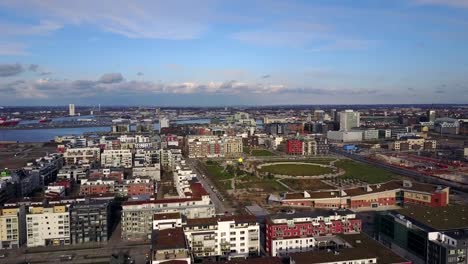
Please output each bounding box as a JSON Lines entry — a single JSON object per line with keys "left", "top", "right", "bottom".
{"left": 286, "top": 139, "right": 303, "bottom": 155}
{"left": 278, "top": 180, "right": 449, "bottom": 210}
{"left": 265, "top": 210, "right": 361, "bottom": 256}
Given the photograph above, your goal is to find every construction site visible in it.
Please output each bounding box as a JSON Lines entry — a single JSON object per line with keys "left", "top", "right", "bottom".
{"left": 372, "top": 152, "right": 468, "bottom": 184}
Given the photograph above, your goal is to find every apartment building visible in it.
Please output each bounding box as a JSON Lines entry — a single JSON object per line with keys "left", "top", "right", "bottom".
{"left": 26, "top": 204, "right": 70, "bottom": 247}
{"left": 152, "top": 212, "right": 183, "bottom": 231}
{"left": 63, "top": 147, "right": 101, "bottom": 165}
{"left": 133, "top": 165, "right": 161, "bottom": 181}
{"left": 0, "top": 206, "right": 26, "bottom": 249}
{"left": 286, "top": 139, "right": 303, "bottom": 155}
{"left": 187, "top": 135, "right": 223, "bottom": 158}
{"left": 121, "top": 183, "right": 215, "bottom": 241}
{"left": 69, "top": 200, "right": 110, "bottom": 244}
{"left": 121, "top": 177, "right": 156, "bottom": 197}
{"left": 79, "top": 178, "right": 115, "bottom": 196}
{"left": 265, "top": 210, "right": 361, "bottom": 256}
{"left": 223, "top": 137, "right": 243, "bottom": 157}
{"left": 101, "top": 149, "right": 133, "bottom": 168}
{"left": 183, "top": 215, "right": 260, "bottom": 260}
{"left": 390, "top": 137, "right": 437, "bottom": 151}
{"left": 151, "top": 227, "right": 191, "bottom": 264}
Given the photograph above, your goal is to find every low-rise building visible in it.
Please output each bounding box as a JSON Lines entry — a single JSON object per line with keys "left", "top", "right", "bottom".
{"left": 278, "top": 180, "right": 449, "bottom": 210}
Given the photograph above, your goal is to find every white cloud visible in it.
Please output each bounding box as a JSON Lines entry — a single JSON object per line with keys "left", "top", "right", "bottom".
{"left": 0, "top": 42, "right": 28, "bottom": 56}
{"left": 0, "top": 20, "right": 62, "bottom": 36}
{"left": 1, "top": 0, "right": 214, "bottom": 39}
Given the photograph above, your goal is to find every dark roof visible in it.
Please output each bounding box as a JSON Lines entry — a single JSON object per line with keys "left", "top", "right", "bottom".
{"left": 153, "top": 212, "right": 181, "bottom": 221}
{"left": 290, "top": 234, "right": 408, "bottom": 264}
{"left": 153, "top": 228, "right": 187, "bottom": 250}
{"left": 202, "top": 257, "right": 282, "bottom": 264}
{"left": 395, "top": 205, "right": 468, "bottom": 231}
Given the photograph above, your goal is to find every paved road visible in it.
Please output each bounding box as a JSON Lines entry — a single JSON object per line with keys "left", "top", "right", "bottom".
{"left": 186, "top": 159, "right": 235, "bottom": 214}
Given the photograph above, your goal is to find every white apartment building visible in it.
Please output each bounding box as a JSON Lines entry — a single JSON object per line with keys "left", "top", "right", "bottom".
{"left": 133, "top": 165, "right": 161, "bottom": 181}
{"left": 26, "top": 204, "right": 70, "bottom": 247}
{"left": 101, "top": 149, "right": 133, "bottom": 168}
{"left": 63, "top": 147, "right": 101, "bottom": 165}
{"left": 183, "top": 215, "right": 260, "bottom": 260}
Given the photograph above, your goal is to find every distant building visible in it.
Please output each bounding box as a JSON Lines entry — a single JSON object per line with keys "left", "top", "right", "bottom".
{"left": 286, "top": 139, "right": 303, "bottom": 155}
{"left": 339, "top": 110, "right": 360, "bottom": 131}
{"left": 427, "top": 109, "right": 437, "bottom": 122}
{"left": 159, "top": 117, "right": 170, "bottom": 131}
{"left": 390, "top": 137, "right": 437, "bottom": 151}
{"left": 327, "top": 131, "right": 363, "bottom": 142}
{"left": 69, "top": 104, "right": 75, "bottom": 116}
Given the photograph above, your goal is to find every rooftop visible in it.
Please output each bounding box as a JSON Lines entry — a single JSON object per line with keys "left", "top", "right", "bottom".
{"left": 153, "top": 228, "right": 187, "bottom": 250}
{"left": 185, "top": 215, "right": 257, "bottom": 227}
{"left": 153, "top": 212, "right": 182, "bottom": 221}
{"left": 395, "top": 205, "right": 468, "bottom": 231}
{"left": 290, "top": 233, "right": 408, "bottom": 264}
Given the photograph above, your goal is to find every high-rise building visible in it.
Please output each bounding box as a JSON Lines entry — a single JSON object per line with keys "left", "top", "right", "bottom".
{"left": 70, "top": 200, "right": 111, "bottom": 244}
{"left": 339, "top": 110, "right": 360, "bottom": 131}
{"left": 427, "top": 109, "right": 436, "bottom": 122}
{"left": 69, "top": 104, "right": 75, "bottom": 116}
{"left": 159, "top": 117, "right": 169, "bottom": 131}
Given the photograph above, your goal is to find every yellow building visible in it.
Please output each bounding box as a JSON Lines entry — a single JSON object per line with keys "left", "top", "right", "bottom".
{"left": 0, "top": 206, "right": 26, "bottom": 249}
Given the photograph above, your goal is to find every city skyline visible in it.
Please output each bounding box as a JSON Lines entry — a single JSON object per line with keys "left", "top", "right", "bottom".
{"left": 1, "top": 0, "right": 468, "bottom": 105}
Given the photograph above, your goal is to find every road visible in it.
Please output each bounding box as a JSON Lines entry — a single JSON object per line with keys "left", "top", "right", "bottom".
{"left": 331, "top": 148, "right": 468, "bottom": 192}
{"left": 186, "top": 159, "right": 235, "bottom": 214}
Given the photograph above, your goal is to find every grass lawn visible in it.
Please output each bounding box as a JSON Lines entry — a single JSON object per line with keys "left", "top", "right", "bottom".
{"left": 205, "top": 163, "right": 234, "bottom": 180}
{"left": 259, "top": 163, "right": 333, "bottom": 176}
{"left": 236, "top": 178, "right": 287, "bottom": 192}
{"left": 281, "top": 179, "right": 334, "bottom": 191}
{"left": 267, "top": 159, "right": 336, "bottom": 165}
{"left": 250, "top": 149, "right": 275, "bottom": 156}
{"left": 335, "top": 159, "right": 396, "bottom": 184}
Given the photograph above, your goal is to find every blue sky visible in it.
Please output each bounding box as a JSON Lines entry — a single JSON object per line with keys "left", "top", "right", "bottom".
{"left": 0, "top": 0, "right": 467, "bottom": 106}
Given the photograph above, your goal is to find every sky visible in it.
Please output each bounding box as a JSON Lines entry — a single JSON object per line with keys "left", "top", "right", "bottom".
{"left": 0, "top": 0, "right": 468, "bottom": 106}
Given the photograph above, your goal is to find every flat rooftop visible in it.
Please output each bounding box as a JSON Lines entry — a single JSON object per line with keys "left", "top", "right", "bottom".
{"left": 396, "top": 205, "right": 468, "bottom": 231}
{"left": 290, "top": 233, "right": 408, "bottom": 264}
